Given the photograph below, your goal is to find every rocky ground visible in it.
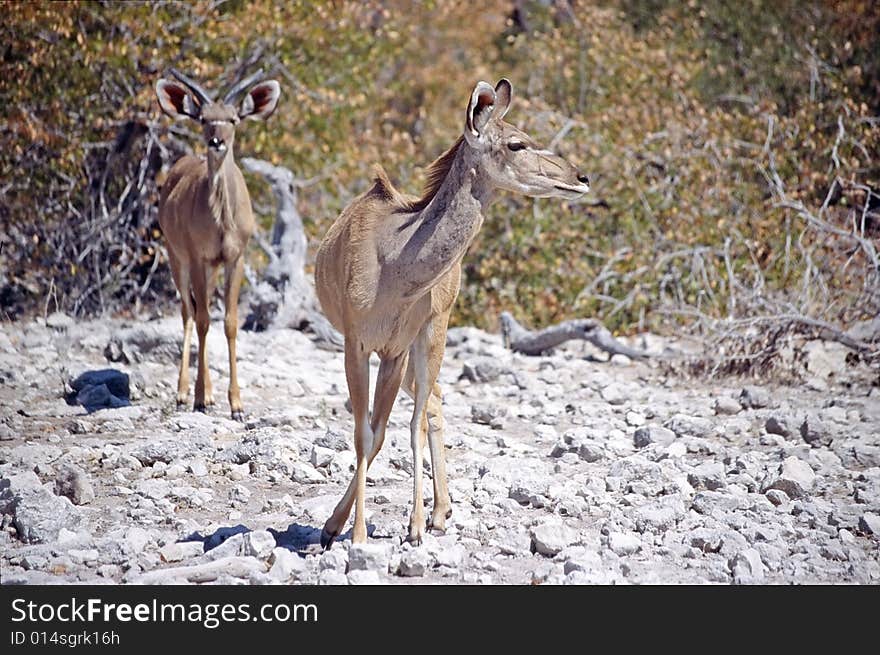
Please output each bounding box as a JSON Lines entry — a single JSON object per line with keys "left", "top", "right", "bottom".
{"left": 1, "top": 311, "right": 878, "bottom": 585}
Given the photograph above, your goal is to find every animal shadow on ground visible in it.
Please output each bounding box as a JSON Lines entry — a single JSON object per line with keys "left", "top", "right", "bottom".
{"left": 177, "top": 522, "right": 378, "bottom": 558}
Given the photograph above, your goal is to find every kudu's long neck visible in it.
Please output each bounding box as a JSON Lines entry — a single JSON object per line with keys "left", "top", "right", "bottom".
{"left": 388, "top": 143, "right": 495, "bottom": 299}
{"left": 207, "top": 151, "right": 237, "bottom": 231}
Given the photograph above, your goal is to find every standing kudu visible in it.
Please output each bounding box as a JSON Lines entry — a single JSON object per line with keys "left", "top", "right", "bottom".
{"left": 315, "top": 78, "right": 590, "bottom": 547}
{"left": 155, "top": 68, "right": 281, "bottom": 420}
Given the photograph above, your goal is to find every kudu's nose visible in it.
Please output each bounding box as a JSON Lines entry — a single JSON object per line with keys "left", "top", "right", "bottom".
{"left": 208, "top": 137, "right": 224, "bottom": 150}
{"left": 577, "top": 174, "right": 590, "bottom": 185}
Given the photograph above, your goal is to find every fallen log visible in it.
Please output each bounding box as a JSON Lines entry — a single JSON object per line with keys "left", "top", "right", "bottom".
{"left": 130, "top": 555, "right": 267, "bottom": 584}
{"left": 240, "top": 157, "right": 343, "bottom": 351}
{"left": 499, "top": 311, "right": 650, "bottom": 359}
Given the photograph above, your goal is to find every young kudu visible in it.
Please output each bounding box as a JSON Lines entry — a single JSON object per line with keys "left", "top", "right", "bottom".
{"left": 155, "top": 69, "right": 281, "bottom": 421}
{"left": 315, "top": 79, "right": 590, "bottom": 547}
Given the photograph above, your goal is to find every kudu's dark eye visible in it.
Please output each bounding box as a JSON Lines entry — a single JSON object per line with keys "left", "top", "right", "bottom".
{"left": 507, "top": 141, "right": 527, "bottom": 152}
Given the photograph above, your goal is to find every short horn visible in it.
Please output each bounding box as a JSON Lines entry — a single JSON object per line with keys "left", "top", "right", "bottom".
{"left": 223, "top": 69, "right": 266, "bottom": 105}
{"left": 167, "top": 68, "right": 214, "bottom": 105}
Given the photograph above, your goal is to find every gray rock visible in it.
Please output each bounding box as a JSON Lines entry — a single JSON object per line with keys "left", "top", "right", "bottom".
{"left": 229, "top": 485, "right": 251, "bottom": 504}
{"left": 460, "top": 357, "right": 505, "bottom": 383}
{"left": 0, "top": 472, "right": 44, "bottom": 511}
{"left": 268, "top": 548, "right": 308, "bottom": 582}
{"left": 859, "top": 513, "right": 880, "bottom": 536}
{"left": 132, "top": 436, "right": 212, "bottom": 466}
{"left": 765, "top": 489, "right": 790, "bottom": 506}
{"left": 714, "top": 396, "right": 742, "bottom": 415}
{"left": 319, "top": 548, "right": 348, "bottom": 573}
{"left": 577, "top": 443, "right": 605, "bottom": 463}
{"left": 11, "top": 487, "right": 82, "bottom": 544}
{"left": 348, "top": 543, "right": 391, "bottom": 572}
{"left": 600, "top": 384, "right": 627, "bottom": 405}
{"left": 765, "top": 414, "right": 794, "bottom": 439}
{"left": 124, "top": 527, "right": 151, "bottom": 554}
{"left": 764, "top": 456, "right": 816, "bottom": 499}
{"left": 204, "top": 524, "right": 250, "bottom": 551}
{"left": 318, "top": 569, "right": 349, "bottom": 585}
{"left": 310, "top": 445, "right": 335, "bottom": 468}
{"left": 291, "top": 462, "right": 325, "bottom": 484}
{"left": 634, "top": 496, "right": 686, "bottom": 532}
{"left": 104, "top": 325, "right": 181, "bottom": 365}
{"left": 739, "top": 386, "right": 770, "bottom": 409}
{"left": 471, "top": 403, "right": 507, "bottom": 426}
{"left": 243, "top": 530, "right": 276, "bottom": 559}
{"left": 690, "top": 529, "right": 724, "bottom": 553}
{"left": 314, "top": 430, "right": 351, "bottom": 452}
{"left": 203, "top": 533, "right": 249, "bottom": 560}
{"left": 691, "top": 491, "right": 751, "bottom": 514}
{"left": 435, "top": 544, "right": 466, "bottom": 569}
{"left": 607, "top": 532, "right": 642, "bottom": 556}
{"left": 835, "top": 443, "right": 880, "bottom": 470}
{"left": 633, "top": 425, "right": 676, "bottom": 448}
{"left": 800, "top": 415, "right": 832, "bottom": 447}
{"left": 187, "top": 458, "right": 209, "bottom": 477}
{"left": 347, "top": 570, "right": 382, "bottom": 585}
{"left": 730, "top": 548, "right": 766, "bottom": 584}
{"left": 687, "top": 462, "right": 726, "bottom": 491}
{"left": 397, "top": 547, "right": 431, "bottom": 577}
{"left": 53, "top": 464, "right": 95, "bottom": 505}
{"left": 530, "top": 521, "right": 579, "bottom": 556}
{"left": 159, "top": 541, "right": 204, "bottom": 563}
{"left": 664, "top": 414, "right": 714, "bottom": 439}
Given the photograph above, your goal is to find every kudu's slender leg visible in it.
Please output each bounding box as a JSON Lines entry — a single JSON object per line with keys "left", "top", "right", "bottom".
{"left": 407, "top": 324, "right": 431, "bottom": 545}
{"left": 224, "top": 256, "right": 245, "bottom": 421}
{"left": 425, "top": 388, "right": 451, "bottom": 531}
{"left": 168, "top": 251, "right": 194, "bottom": 408}
{"left": 191, "top": 265, "right": 216, "bottom": 412}
{"left": 402, "top": 321, "right": 453, "bottom": 533}
{"left": 425, "top": 314, "right": 452, "bottom": 531}
{"left": 322, "top": 340, "right": 372, "bottom": 547}
{"left": 321, "top": 350, "right": 406, "bottom": 549}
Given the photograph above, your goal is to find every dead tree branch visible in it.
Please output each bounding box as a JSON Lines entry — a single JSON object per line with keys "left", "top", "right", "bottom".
{"left": 499, "top": 311, "right": 650, "bottom": 359}
{"left": 239, "top": 157, "right": 342, "bottom": 350}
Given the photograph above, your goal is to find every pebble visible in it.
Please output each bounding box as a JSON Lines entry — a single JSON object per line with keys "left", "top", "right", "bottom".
{"left": 530, "top": 521, "right": 579, "bottom": 556}
{"left": 397, "top": 547, "right": 431, "bottom": 577}
{"left": 159, "top": 541, "right": 204, "bottom": 562}
{"left": 633, "top": 425, "right": 676, "bottom": 448}
{"left": 764, "top": 457, "right": 816, "bottom": 499}
{"left": 268, "top": 548, "right": 308, "bottom": 582}
{"left": 348, "top": 543, "right": 391, "bottom": 572}
{"left": 714, "top": 396, "right": 742, "bottom": 415}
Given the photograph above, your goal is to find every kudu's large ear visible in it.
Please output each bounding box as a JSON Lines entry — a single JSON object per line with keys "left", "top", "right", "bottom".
{"left": 239, "top": 80, "right": 281, "bottom": 121}
{"left": 156, "top": 79, "right": 201, "bottom": 120}
{"left": 465, "top": 81, "right": 498, "bottom": 143}
{"left": 493, "top": 78, "right": 512, "bottom": 121}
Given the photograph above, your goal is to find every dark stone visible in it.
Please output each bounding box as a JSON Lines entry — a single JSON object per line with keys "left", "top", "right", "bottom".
{"left": 70, "top": 369, "right": 130, "bottom": 400}
{"left": 75, "top": 384, "right": 129, "bottom": 413}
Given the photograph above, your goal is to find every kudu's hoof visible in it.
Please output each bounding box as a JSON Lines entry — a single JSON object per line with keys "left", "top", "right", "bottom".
{"left": 231, "top": 410, "right": 245, "bottom": 423}
{"left": 320, "top": 528, "right": 337, "bottom": 551}
{"left": 176, "top": 400, "right": 188, "bottom": 410}
{"left": 193, "top": 402, "right": 209, "bottom": 414}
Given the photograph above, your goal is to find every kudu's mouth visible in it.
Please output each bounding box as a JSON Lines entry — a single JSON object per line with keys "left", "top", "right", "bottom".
{"left": 208, "top": 137, "right": 227, "bottom": 154}
{"left": 553, "top": 181, "right": 591, "bottom": 197}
